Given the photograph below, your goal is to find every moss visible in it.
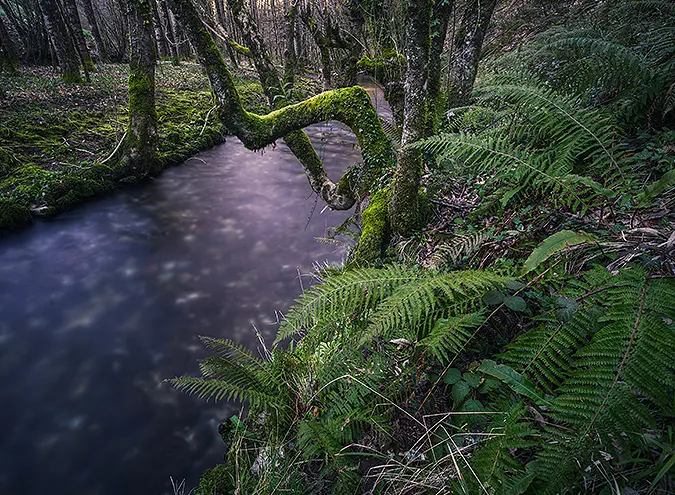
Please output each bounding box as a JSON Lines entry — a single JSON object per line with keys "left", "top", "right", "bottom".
{"left": 0, "top": 198, "right": 32, "bottom": 230}
{"left": 194, "top": 464, "right": 234, "bottom": 495}
{"left": 352, "top": 187, "right": 391, "bottom": 263}
{"left": 0, "top": 64, "right": 274, "bottom": 231}
{"left": 229, "top": 40, "right": 251, "bottom": 57}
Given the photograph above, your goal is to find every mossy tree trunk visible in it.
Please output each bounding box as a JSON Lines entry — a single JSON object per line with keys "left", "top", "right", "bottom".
{"left": 282, "top": 0, "right": 297, "bottom": 87}
{"left": 0, "top": 14, "right": 20, "bottom": 74}
{"left": 167, "top": 0, "right": 395, "bottom": 216}
{"left": 389, "top": 0, "right": 433, "bottom": 235}
{"left": 38, "top": 0, "right": 82, "bottom": 82}
{"left": 80, "top": 0, "right": 107, "bottom": 61}
{"left": 120, "top": 0, "right": 158, "bottom": 179}
{"left": 428, "top": 0, "right": 453, "bottom": 124}
{"left": 225, "top": 0, "right": 373, "bottom": 211}
{"left": 357, "top": 51, "right": 406, "bottom": 127}
{"left": 61, "top": 0, "right": 95, "bottom": 73}
{"left": 448, "top": 0, "right": 497, "bottom": 107}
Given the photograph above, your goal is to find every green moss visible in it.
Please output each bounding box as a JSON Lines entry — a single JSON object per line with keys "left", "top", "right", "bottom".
{"left": 195, "top": 464, "right": 234, "bottom": 495}
{"left": 0, "top": 64, "right": 276, "bottom": 231}
{"left": 229, "top": 40, "right": 251, "bottom": 57}
{"left": 0, "top": 198, "right": 32, "bottom": 230}
{"left": 352, "top": 187, "right": 391, "bottom": 263}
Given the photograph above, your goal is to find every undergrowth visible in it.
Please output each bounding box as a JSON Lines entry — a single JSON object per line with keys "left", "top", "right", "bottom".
{"left": 173, "top": 2, "right": 674, "bottom": 493}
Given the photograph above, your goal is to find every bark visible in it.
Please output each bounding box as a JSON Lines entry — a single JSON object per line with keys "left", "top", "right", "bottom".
{"left": 150, "top": 0, "right": 170, "bottom": 58}
{"left": 160, "top": 0, "right": 180, "bottom": 63}
{"left": 120, "top": 0, "right": 158, "bottom": 179}
{"left": 0, "top": 14, "right": 19, "bottom": 74}
{"left": 390, "top": 0, "right": 433, "bottom": 235}
{"left": 357, "top": 51, "right": 405, "bottom": 127}
{"left": 167, "top": 0, "right": 395, "bottom": 211}
{"left": 62, "top": 0, "right": 95, "bottom": 72}
{"left": 79, "top": 0, "right": 107, "bottom": 61}
{"left": 299, "top": 7, "right": 332, "bottom": 90}
{"left": 428, "top": 0, "right": 453, "bottom": 116}
{"left": 282, "top": 0, "right": 297, "bottom": 87}
{"left": 39, "top": 0, "right": 82, "bottom": 82}
{"left": 448, "top": 0, "right": 497, "bottom": 107}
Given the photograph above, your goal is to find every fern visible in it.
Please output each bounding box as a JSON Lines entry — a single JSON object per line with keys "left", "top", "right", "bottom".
{"left": 500, "top": 266, "right": 675, "bottom": 493}
{"left": 363, "top": 269, "right": 508, "bottom": 343}
{"left": 522, "top": 230, "right": 596, "bottom": 274}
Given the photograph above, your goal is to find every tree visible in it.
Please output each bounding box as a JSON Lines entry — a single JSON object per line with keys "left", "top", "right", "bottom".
{"left": 389, "top": 0, "right": 434, "bottom": 235}
{"left": 0, "top": 13, "right": 19, "bottom": 74}
{"left": 39, "top": 0, "right": 82, "bottom": 82}
{"left": 61, "top": 0, "right": 95, "bottom": 72}
{"left": 449, "top": 0, "right": 498, "bottom": 106}
{"left": 119, "top": 0, "right": 158, "bottom": 179}
{"left": 79, "top": 0, "right": 107, "bottom": 61}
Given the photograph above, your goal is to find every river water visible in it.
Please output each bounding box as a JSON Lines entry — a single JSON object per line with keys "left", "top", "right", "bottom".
{"left": 0, "top": 89, "right": 390, "bottom": 495}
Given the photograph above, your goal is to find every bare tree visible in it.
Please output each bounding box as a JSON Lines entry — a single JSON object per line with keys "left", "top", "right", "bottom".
{"left": 62, "top": 0, "right": 95, "bottom": 72}
{"left": 39, "top": 0, "right": 82, "bottom": 81}
{"left": 79, "top": 0, "right": 108, "bottom": 61}
{"left": 449, "top": 0, "right": 498, "bottom": 106}
{"left": 0, "top": 14, "right": 20, "bottom": 73}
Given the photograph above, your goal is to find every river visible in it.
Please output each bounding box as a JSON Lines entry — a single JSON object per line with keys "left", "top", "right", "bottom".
{"left": 0, "top": 83, "right": 390, "bottom": 495}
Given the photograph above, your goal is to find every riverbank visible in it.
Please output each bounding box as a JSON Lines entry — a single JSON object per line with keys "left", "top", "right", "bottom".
{"left": 0, "top": 63, "right": 320, "bottom": 232}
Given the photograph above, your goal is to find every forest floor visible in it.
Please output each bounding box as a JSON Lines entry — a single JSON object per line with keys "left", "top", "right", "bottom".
{"left": 0, "top": 63, "right": 319, "bottom": 232}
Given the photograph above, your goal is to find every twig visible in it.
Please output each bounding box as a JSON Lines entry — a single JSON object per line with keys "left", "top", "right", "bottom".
{"left": 101, "top": 131, "right": 127, "bottom": 164}
{"left": 199, "top": 105, "right": 218, "bottom": 136}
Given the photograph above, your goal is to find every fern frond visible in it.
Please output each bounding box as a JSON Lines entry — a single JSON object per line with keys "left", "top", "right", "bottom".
{"left": 364, "top": 270, "right": 508, "bottom": 343}
{"left": 419, "top": 312, "right": 487, "bottom": 364}
{"left": 276, "top": 264, "right": 418, "bottom": 342}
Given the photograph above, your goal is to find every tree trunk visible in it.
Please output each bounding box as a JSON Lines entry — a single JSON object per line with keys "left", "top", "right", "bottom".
{"left": 39, "top": 0, "right": 82, "bottom": 82}
{"left": 0, "top": 14, "right": 20, "bottom": 74}
{"left": 121, "top": 0, "right": 158, "bottom": 179}
{"left": 282, "top": 0, "right": 297, "bottom": 87}
{"left": 428, "top": 0, "right": 453, "bottom": 119}
{"left": 150, "top": 0, "right": 170, "bottom": 58}
{"left": 448, "top": 0, "right": 497, "bottom": 107}
{"left": 79, "top": 0, "right": 107, "bottom": 61}
{"left": 390, "top": 0, "right": 433, "bottom": 235}
{"left": 160, "top": 0, "right": 180, "bottom": 63}
{"left": 61, "top": 0, "right": 95, "bottom": 72}
{"left": 167, "top": 0, "right": 395, "bottom": 213}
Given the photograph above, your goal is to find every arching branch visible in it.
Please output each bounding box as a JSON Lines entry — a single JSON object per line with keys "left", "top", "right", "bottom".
{"left": 167, "top": 0, "right": 395, "bottom": 210}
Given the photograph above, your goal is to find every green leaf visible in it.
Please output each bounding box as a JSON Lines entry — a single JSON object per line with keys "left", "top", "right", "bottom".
{"left": 443, "top": 368, "right": 462, "bottom": 385}
{"left": 478, "top": 359, "right": 550, "bottom": 406}
{"left": 452, "top": 380, "right": 471, "bottom": 405}
{"left": 463, "top": 372, "right": 482, "bottom": 388}
{"left": 522, "top": 230, "right": 595, "bottom": 275}
{"left": 483, "top": 290, "right": 504, "bottom": 305}
{"left": 504, "top": 295, "right": 527, "bottom": 312}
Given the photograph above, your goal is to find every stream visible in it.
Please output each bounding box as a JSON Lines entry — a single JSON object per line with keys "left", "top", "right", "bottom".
{"left": 0, "top": 83, "right": 390, "bottom": 495}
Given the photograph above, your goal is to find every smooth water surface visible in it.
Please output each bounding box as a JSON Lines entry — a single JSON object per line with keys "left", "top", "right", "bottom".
{"left": 0, "top": 114, "right": 372, "bottom": 494}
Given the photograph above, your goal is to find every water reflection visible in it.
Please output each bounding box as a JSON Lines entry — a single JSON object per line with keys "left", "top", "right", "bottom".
{"left": 0, "top": 120, "right": 363, "bottom": 494}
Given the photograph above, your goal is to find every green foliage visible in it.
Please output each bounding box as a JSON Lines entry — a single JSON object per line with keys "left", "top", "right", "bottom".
{"left": 522, "top": 230, "right": 596, "bottom": 274}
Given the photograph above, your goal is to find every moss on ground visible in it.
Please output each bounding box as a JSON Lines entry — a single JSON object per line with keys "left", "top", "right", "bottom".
{"left": 0, "top": 63, "right": 319, "bottom": 232}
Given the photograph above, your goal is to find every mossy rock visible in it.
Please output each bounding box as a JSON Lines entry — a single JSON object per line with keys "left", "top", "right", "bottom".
{"left": 0, "top": 198, "right": 32, "bottom": 230}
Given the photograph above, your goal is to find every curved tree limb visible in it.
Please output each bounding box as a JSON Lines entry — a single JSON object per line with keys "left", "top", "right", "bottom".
{"left": 168, "top": 0, "right": 395, "bottom": 211}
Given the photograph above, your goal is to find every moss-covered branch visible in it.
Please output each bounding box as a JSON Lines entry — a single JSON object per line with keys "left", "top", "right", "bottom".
{"left": 168, "top": 0, "right": 395, "bottom": 212}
